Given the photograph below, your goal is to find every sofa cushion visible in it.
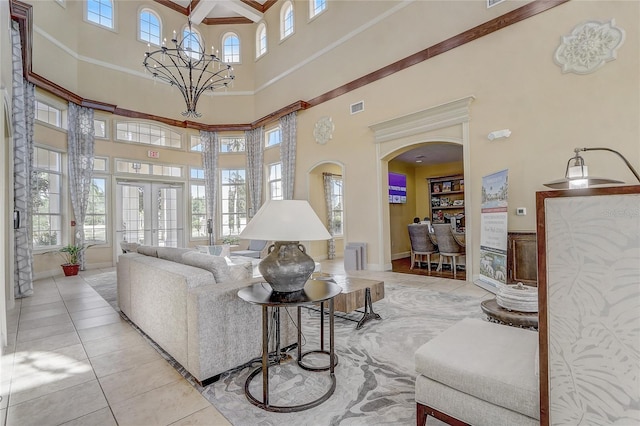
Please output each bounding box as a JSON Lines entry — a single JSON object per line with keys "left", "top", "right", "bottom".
{"left": 182, "top": 251, "right": 234, "bottom": 283}
{"left": 228, "top": 261, "right": 253, "bottom": 282}
{"left": 137, "top": 245, "right": 158, "bottom": 257}
{"left": 196, "top": 244, "right": 231, "bottom": 257}
{"left": 156, "top": 247, "right": 194, "bottom": 263}
{"left": 415, "top": 318, "right": 539, "bottom": 420}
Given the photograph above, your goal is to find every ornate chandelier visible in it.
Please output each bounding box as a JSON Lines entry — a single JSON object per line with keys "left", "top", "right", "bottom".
{"left": 143, "top": 16, "right": 235, "bottom": 118}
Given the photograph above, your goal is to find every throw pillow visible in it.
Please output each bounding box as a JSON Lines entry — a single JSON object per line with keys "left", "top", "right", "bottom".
{"left": 228, "top": 261, "right": 253, "bottom": 281}
{"left": 195, "top": 244, "right": 231, "bottom": 258}
{"left": 182, "top": 251, "right": 231, "bottom": 283}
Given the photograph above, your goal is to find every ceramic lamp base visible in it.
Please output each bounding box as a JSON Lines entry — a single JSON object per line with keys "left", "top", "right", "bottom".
{"left": 259, "top": 241, "right": 315, "bottom": 293}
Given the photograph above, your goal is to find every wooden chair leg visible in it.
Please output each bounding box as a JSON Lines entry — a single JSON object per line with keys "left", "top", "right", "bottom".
{"left": 416, "top": 402, "right": 471, "bottom": 426}
{"left": 416, "top": 402, "right": 429, "bottom": 426}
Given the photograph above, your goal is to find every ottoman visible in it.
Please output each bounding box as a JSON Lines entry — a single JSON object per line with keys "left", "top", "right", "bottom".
{"left": 415, "top": 318, "right": 539, "bottom": 425}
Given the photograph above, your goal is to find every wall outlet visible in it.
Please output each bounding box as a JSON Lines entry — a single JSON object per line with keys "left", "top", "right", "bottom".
{"left": 516, "top": 207, "right": 526, "bottom": 216}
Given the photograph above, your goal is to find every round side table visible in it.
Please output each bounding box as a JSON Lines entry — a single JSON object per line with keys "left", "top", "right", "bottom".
{"left": 480, "top": 298, "right": 538, "bottom": 330}
{"left": 238, "top": 279, "right": 342, "bottom": 413}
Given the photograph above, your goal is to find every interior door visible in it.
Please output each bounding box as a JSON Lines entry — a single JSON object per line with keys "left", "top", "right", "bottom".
{"left": 116, "top": 181, "right": 184, "bottom": 248}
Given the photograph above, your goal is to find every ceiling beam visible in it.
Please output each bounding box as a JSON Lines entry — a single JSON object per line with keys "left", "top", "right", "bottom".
{"left": 223, "top": 0, "right": 263, "bottom": 23}
{"left": 190, "top": 0, "right": 218, "bottom": 24}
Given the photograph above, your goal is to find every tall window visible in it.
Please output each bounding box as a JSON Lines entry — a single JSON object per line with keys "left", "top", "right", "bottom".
{"left": 87, "top": 0, "right": 113, "bottom": 29}
{"left": 220, "top": 169, "right": 247, "bottom": 236}
{"left": 256, "top": 22, "right": 267, "bottom": 58}
{"left": 280, "top": 1, "right": 294, "bottom": 40}
{"left": 310, "top": 0, "right": 326, "bottom": 18}
{"left": 35, "top": 101, "right": 62, "bottom": 128}
{"left": 265, "top": 127, "right": 281, "bottom": 147}
{"left": 329, "top": 175, "right": 344, "bottom": 236}
{"left": 268, "top": 163, "right": 282, "bottom": 200}
{"left": 184, "top": 27, "right": 202, "bottom": 59}
{"left": 222, "top": 32, "right": 240, "bottom": 63}
{"left": 140, "top": 9, "right": 161, "bottom": 46}
{"left": 84, "top": 177, "right": 107, "bottom": 244}
{"left": 190, "top": 167, "right": 207, "bottom": 239}
{"left": 32, "top": 147, "right": 63, "bottom": 248}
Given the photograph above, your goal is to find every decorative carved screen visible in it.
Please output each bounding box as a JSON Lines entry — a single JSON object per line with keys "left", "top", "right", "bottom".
{"left": 536, "top": 186, "right": 640, "bottom": 425}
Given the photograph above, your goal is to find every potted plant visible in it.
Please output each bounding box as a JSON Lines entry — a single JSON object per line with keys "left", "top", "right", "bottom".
{"left": 58, "top": 243, "right": 87, "bottom": 276}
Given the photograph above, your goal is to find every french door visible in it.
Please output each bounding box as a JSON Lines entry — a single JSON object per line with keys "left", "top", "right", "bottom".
{"left": 115, "top": 181, "right": 184, "bottom": 248}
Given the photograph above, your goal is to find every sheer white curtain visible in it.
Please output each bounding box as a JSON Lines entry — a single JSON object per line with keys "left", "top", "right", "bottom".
{"left": 323, "top": 173, "right": 337, "bottom": 259}
{"left": 201, "top": 130, "right": 219, "bottom": 244}
{"left": 67, "top": 103, "right": 95, "bottom": 270}
{"left": 280, "top": 112, "right": 297, "bottom": 200}
{"left": 245, "top": 127, "right": 264, "bottom": 218}
{"left": 11, "top": 20, "right": 35, "bottom": 298}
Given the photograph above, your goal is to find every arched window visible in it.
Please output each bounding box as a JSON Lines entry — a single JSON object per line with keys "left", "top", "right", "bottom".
{"left": 280, "top": 1, "right": 294, "bottom": 40}
{"left": 87, "top": 0, "right": 113, "bottom": 29}
{"left": 222, "top": 32, "right": 240, "bottom": 63}
{"left": 139, "top": 9, "right": 161, "bottom": 46}
{"left": 256, "top": 22, "right": 267, "bottom": 58}
{"left": 310, "top": 0, "right": 326, "bottom": 19}
{"left": 183, "top": 26, "right": 203, "bottom": 60}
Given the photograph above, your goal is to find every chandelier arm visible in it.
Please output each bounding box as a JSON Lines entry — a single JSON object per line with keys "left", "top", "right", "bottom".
{"left": 578, "top": 147, "right": 640, "bottom": 183}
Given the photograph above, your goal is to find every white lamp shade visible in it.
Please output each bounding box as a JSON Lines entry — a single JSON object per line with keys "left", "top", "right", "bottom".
{"left": 239, "top": 200, "right": 331, "bottom": 241}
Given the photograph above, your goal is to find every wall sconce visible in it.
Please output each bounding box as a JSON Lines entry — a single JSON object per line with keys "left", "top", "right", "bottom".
{"left": 487, "top": 129, "right": 511, "bottom": 141}
{"left": 543, "top": 147, "right": 640, "bottom": 189}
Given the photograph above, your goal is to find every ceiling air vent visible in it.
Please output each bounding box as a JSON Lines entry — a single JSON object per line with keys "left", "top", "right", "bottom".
{"left": 350, "top": 101, "right": 364, "bottom": 115}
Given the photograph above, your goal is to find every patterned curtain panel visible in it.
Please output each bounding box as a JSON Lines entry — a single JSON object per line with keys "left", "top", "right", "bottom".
{"left": 280, "top": 112, "right": 297, "bottom": 200}
{"left": 323, "top": 173, "right": 336, "bottom": 260}
{"left": 245, "top": 127, "right": 264, "bottom": 218}
{"left": 11, "top": 21, "right": 35, "bottom": 298}
{"left": 201, "top": 130, "right": 219, "bottom": 244}
{"left": 67, "top": 103, "right": 95, "bottom": 270}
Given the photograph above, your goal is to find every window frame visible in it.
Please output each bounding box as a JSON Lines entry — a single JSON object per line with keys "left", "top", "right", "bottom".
{"left": 139, "top": 8, "right": 162, "bottom": 47}
{"left": 309, "top": 0, "right": 327, "bottom": 20}
{"left": 220, "top": 168, "right": 247, "bottom": 237}
{"left": 328, "top": 175, "right": 344, "bottom": 236}
{"left": 115, "top": 120, "right": 183, "bottom": 149}
{"left": 256, "top": 22, "right": 267, "bottom": 59}
{"left": 189, "top": 166, "right": 207, "bottom": 241}
{"left": 267, "top": 162, "right": 283, "bottom": 201}
{"left": 85, "top": 0, "right": 116, "bottom": 31}
{"left": 83, "top": 175, "right": 109, "bottom": 245}
{"left": 35, "top": 100, "right": 64, "bottom": 129}
{"left": 280, "top": 1, "right": 295, "bottom": 41}
{"left": 94, "top": 118, "right": 108, "bottom": 139}
{"left": 220, "top": 136, "right": 246, "bottom": 153}
{"left": 32, "top": 146, "right": 64, "bottom": 250}
{"left": 221, "top": 32, "right": 241, "bottom": 64}
{"left": 264, "top": 126, "right": 282, "bottom": 148}
{"left": 183, "top": 25, "right": 203, "bottom": 59}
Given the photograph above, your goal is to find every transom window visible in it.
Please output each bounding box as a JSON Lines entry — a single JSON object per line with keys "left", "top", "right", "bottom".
{"left": 281, "top": 1, "right": 294, "bottom": 40}
{"left": 94, "top": 119, "right": 107, "bottom": 138}
{"left": 87, "top": 0, "right": 114, "bottom": 29}
{"left": 140, "top": 9, "right": 161, "bottom": 46}
{"left": 268, "top": 163, "right": 282, "bottom": 200}
{"left": 265, "top": 127, "right": 281, "bottom": 147}
{"left": 220, "top": 136, "right": 246, "bottom": 152}
{"left": 115, "top": 121, "right": 182, "bottom": 148}
{"left": 222, "top": 32, "right": 240, "bottom": 63}
{"left": 310, "top": 0, "right": 326, "bottom": 18}
{"left": 220, "top": 169, "right": 247, "bottom": 236}
{"left": 256, "top": 23, "right": 267, "bottom": 58}
{"left": 35, "top": 101, "right": 62, "bottom": 128}
{"left": 32, "top": 147, "right": 63, "bottom": 248}
{"left": 190, "top": 136, "right": 203, "bottom": 152}
{"left": 115, "top": 159, "right": 183, "bottom": 178}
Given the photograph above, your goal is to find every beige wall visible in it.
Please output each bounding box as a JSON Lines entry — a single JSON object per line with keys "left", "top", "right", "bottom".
{"left": 16, "top": 1, "right": 640, "bottom": 280}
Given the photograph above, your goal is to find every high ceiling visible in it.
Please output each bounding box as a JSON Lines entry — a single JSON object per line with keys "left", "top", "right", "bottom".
{"left": 159, "top": 0, "right": 271, "bottom": 24}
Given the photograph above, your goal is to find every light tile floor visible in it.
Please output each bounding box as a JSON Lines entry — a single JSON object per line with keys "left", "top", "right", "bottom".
{"left": 1, "top": 259, "right": 491, "bottom": 425}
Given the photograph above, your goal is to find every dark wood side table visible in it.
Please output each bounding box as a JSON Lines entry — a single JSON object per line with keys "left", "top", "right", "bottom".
{"left": 481, "top": 298, "right": 538, "bottom": 330}
{"left": 238, "top": 280, "right": 342, "bottom": 413}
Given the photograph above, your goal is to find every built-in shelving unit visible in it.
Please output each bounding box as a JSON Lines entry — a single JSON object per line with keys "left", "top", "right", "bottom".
{"left": 428, "top": 174, "right": 465, "bottom": 225}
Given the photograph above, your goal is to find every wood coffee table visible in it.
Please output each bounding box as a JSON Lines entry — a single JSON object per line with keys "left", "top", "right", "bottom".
{"left": 481, "top": 298, "right": 538, "bottom": 330}
{"left": 315, "top": 275, "right": 385, "bottom": 329}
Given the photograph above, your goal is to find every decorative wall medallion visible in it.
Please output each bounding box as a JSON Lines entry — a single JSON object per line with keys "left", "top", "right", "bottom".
{"left": 314, "top": 116, "right": 334, "bottom": 145}
{"left": 554, "top": 19, "right": 625, "bottom": 75}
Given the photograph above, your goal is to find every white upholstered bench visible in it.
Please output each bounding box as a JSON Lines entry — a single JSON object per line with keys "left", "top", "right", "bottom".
{"left": 415, "top": 318, "right": 539, "bottom": 426}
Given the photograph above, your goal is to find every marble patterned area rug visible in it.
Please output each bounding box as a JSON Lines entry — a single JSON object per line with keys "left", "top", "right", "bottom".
{"left": 85, "top": 271, "right": 485, "bottom": 425}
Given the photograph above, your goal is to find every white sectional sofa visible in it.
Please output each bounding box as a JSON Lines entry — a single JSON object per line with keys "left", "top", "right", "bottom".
{"left": 117, "top": 246, "right": 297, "bottom": 385}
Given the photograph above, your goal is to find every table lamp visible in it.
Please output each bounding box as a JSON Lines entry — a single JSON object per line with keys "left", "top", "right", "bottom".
{"left": 239, "top": 200, "right": 331, "bottom": 293}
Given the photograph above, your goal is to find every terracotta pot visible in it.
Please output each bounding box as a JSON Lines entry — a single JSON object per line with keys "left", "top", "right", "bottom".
{"left": 61, "top": 264, "right": 80, "bottom": 276}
